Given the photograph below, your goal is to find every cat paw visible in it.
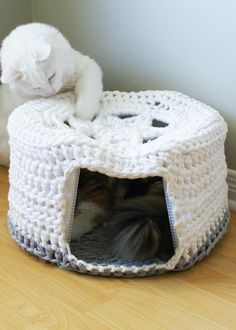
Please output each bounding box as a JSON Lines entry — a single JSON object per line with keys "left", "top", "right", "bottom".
{"left": 75, "top": 98, "right": 99, "bottom": 121}
{"left": 68, "top": 115, "right": 91, "bottom": 135}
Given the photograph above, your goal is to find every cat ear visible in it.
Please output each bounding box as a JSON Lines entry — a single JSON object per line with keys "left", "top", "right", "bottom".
{"left": 33, "top": 42, "right": 52, "bottom": 61}
{"left": 0, "top": 68, "right": 21, "bottom": 84}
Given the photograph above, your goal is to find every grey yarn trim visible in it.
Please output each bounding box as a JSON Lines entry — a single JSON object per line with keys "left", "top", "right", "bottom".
{"left": 174, "top": 210, "right": 230, "bottom": 272}
{"left": 8, "top": 211, "right": 229, "bottom": 277}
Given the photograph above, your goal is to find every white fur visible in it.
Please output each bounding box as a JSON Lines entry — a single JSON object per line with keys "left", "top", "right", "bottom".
{"left": 0, "top": 23, "right": 103, "bottom": 166}
{"left": 0, "top": 84, "right": 31, "bottom": 166}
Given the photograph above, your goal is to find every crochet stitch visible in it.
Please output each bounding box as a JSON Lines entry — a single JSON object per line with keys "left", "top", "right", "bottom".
{"left": 7, "top": 90, "right": 229, "bottom": 277}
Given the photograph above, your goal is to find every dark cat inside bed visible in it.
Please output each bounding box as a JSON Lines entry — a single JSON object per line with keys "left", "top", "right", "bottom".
{"left": 72, "top": 169, "right": 174, "bottom": 261}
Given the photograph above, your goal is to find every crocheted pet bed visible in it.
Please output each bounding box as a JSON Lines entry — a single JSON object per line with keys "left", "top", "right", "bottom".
{"left": 7, "top": 90, "right": 229, "bottom": 277}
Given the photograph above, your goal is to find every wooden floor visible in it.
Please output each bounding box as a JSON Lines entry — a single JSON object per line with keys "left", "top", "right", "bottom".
{"left": 0, "top": 166, "right": 236, "bottom": 329}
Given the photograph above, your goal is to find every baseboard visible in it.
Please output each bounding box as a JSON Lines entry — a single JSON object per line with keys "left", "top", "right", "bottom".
{"left": 228, "top": 168, "right": 236, "bottom": 212}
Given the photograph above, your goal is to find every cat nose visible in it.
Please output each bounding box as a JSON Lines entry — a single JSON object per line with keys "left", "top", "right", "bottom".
{"left": 50, "top": 85, "right": 56, "bottom": 95}
{"left": 45, "top": 91, "right": 55, "bottom": 97}
{"left": 45, "top": 86, "right": 55, "bottom": 96}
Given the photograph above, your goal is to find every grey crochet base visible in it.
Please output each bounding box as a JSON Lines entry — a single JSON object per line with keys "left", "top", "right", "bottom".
{"left": 8, "top": 210, "right": 229, "bottom": 277}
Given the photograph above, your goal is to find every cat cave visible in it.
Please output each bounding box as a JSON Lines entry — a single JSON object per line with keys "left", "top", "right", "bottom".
{"left": 7, "top": 90, "right": 229, "bottom": 277}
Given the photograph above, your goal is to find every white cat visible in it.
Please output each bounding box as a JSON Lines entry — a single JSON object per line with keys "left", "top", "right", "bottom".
{"left": 0, "top": 22, "right": 103, "bottom": 166}
{"left": 0, "top": 84, "right": 28, "bottom": 166}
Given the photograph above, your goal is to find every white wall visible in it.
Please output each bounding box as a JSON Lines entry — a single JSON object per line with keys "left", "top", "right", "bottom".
{"left": 0, "top": 0, "right": 32, "bottom": 44}
{"left": 1, "top": 0, "right": 235, "bottom": 169}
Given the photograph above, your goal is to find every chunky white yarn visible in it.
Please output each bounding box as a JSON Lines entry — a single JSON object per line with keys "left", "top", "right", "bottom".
{"left": 7, "top": 90, "right": 229, "bottom": 276}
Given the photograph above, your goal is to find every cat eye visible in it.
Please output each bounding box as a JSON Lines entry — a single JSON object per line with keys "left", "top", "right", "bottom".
{"left": 48, "top": 72, "right": 56, "bottom": 82}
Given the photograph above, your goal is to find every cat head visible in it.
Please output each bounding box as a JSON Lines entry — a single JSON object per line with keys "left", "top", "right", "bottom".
{"left": 0, "top": 23, "right": 76, "bottom": 97}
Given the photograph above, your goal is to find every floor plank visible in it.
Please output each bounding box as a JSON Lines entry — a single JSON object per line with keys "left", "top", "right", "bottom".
{"left": 0, "top": 165, "right": 235, "bottom": 329}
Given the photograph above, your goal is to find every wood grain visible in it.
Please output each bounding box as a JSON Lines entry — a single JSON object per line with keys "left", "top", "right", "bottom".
{"left": 0, "top": 165, "right": 235, "bottom": 329}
